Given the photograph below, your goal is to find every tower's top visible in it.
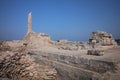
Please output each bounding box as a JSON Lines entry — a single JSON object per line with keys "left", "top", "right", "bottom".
{"left": 28, "top": 12, "right": 32, "bottom": 16}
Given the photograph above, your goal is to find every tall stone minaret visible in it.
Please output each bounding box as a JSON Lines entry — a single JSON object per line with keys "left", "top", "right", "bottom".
{"left": 28, "top": 12, "right": 32, "bottom": 33}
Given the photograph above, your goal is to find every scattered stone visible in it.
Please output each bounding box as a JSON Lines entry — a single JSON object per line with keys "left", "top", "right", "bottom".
{"left": 87, "top": 50, "right": 104, "bottom": 56}
{"left": 0, "top": 50, "right": 58, "bottom": 80}
{"left": 56, "top": 40, "right": 79, "bottom": 50}
{"left": 55, "top": 40, "right": 90, "bottom": 50}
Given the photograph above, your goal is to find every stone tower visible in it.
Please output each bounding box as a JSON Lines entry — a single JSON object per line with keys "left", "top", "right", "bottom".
{"left": 28, "top": 12, "right": 32, "bottom": 33}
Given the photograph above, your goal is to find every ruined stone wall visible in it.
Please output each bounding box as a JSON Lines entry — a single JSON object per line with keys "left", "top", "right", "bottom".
{"left": 30, "top": 51, "right": 120, "bottom": 80}
{"left": 32, "top": 51, "right": 116, "bottom": 73}
{"left": 24, "top": 32, "right": 52, "bottom": 47}
{"left": 89, "top": 31, "right": 117, "bottom": 46}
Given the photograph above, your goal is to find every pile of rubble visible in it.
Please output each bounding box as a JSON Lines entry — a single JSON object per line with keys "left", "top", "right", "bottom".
{"left": 55, "top": 40, "right": 90, "bottom": 51}
{"left": 89, "top": 31, "right": 117, "bottom": 46}
{"left": 0, "top": 51, "right": 37, "bottom": 80}
{"left": 55, "top": 31, "right": 117, "bottom": 51}
{"left": 0, "top": 44, "right": 58, "bottom": 80}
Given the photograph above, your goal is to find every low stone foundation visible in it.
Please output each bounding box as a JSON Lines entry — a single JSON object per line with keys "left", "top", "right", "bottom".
{"left": 29, "top": 51, "right": 120, "bottom": 80}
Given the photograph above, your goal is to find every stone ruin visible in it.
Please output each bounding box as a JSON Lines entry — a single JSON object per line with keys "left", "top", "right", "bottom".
{"left": 89, "top": 31, "right": 117, "bottom": 46}
{"left": 0, "top": 50, "right": 57, "bottom": 80}
{"left": 24, "top": 13, "right": 117, "bottom": 50}
{"left": 88, "top": 31, "right": 117, "bottom": 56}
{"left": 27, "top": 12, "right": 32, "bottom": 33}
{"left": 0, "top": 12, "right": 120, "bottom": 80}
{"left": 55, "top": 40, "right": 90, "bottom": 51}
{"left": 23, "top": 12, "right": 53, "bottom": 48}
{"left": 0, "top": 12, "right": 58, "bottom": 80}
{"left": 24, "top": 32, "right": 52, "bottom": 47}
{"left": 55, "top": 31, "right": 117, "bottom": 51}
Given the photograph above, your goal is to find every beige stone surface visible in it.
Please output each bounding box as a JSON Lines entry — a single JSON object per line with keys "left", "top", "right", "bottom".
{"left": 28, "top": 12, "right": 32, "bottom": 33}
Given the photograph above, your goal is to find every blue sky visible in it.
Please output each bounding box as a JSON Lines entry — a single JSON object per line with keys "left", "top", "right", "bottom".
{"left": 0, "top": 0, "right": 120, "bottom": 41}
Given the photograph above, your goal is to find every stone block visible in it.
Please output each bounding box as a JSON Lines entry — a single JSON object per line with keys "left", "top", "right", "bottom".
{"left": 87, "top": 50, "right": 104, "bottom": 56}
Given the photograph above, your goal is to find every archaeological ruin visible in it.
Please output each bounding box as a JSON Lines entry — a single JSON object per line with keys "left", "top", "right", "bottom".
{"left": 0, "top": 12, "right": 120, "bottom": 80}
